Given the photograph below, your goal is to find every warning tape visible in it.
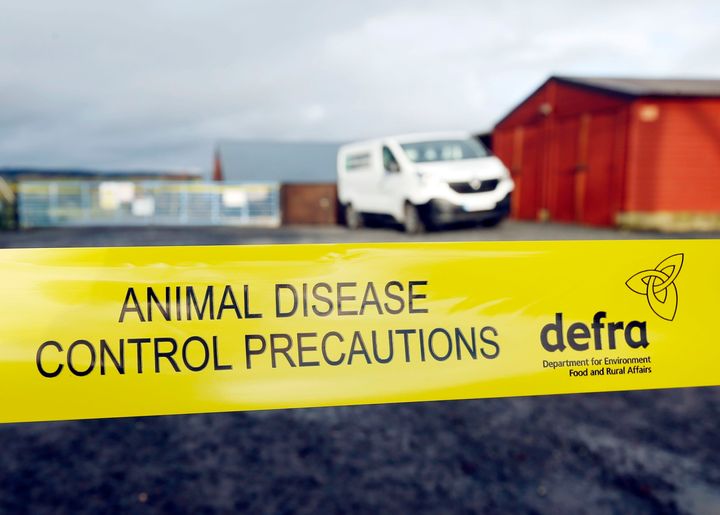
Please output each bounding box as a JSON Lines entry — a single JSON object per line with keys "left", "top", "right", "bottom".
{"left": 1, "top": 240, "right": 718, "bottom": 423}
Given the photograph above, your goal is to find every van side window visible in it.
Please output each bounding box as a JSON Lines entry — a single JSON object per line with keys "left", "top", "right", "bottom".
{"left": 345, "top": 152, "right": 371, "bottom": 171}
{"left": 383, "top": 146, "right": 400, "bottom": 173}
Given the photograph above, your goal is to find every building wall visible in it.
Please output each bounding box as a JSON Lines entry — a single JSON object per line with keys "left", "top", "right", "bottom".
{"left": 625, "top": 97, "right": 720, "bottom": 212}
{"left": 280, "top": 183, "right": 339, "bottom": 225}
{"left": 496, "top": 79, "right": 629, "bottom": 128}
{"left": 494, "top": 79, "right": 630, "bottom": 226}
{"left": 616, "top": 96, "right": 720, "bottom": 231}
{"left": 216, "top": 141, "right": 341, "bottom": 183}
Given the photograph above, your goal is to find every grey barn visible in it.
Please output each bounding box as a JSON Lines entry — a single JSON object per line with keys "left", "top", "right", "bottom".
{"left": 213, "top": 140, "right": 344, "bottom": 225}
{"left": 213, "top": 140, "right": 343, "bottom": 183}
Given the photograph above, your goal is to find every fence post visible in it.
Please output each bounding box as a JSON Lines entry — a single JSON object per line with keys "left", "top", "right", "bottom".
{"left": 180, "top": 188, "right": 189, "bottom": 224}
{"left": 211, "top": 186, "right": 220, "bottom": 225}
{"left": 81, "top": 182, "right": 91, "bottom": 223}
{"left": 48, "top": 182, "right": 58, "bottom": 225}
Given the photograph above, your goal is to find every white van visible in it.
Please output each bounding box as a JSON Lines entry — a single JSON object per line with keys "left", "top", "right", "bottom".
{"left": 337, "top": 132, "right": 514, "bottom": 233}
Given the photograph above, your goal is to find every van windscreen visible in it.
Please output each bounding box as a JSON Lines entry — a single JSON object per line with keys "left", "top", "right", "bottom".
{"left": 400, "top": 139, "right": 488, "bottom": 163}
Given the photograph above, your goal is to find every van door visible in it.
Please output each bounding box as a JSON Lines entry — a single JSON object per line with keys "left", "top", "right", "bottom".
{"left": 379, "top": 145, "right": 404, "bottom": 219}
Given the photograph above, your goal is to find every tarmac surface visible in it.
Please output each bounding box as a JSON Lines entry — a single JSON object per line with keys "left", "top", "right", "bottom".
{"left": 0, "top": 222, "right": 718, "bottom": 514}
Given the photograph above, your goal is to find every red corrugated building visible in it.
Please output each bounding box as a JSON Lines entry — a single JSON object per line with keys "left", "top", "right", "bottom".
{"left": 493, "top": 76, "right": 720, "bottom": 231}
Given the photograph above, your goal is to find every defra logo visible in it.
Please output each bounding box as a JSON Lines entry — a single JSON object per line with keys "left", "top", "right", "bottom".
{"left": 625, "top": 254, "right": 684, "bottom": 321}
{"left": 539, "top": 254, "right": 685, "bottom": 353}
{"left": 540, "top": 311, "right": 648, "bottom": 353}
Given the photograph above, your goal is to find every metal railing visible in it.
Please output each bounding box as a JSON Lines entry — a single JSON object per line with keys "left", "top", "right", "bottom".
{"left": 17, "top": 180, "right": 280, "bottom": 228}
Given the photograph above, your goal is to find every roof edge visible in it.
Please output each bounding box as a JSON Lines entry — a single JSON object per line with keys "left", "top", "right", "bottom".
{"left": 493, "top": 76, "right": 554, "bottom": 129}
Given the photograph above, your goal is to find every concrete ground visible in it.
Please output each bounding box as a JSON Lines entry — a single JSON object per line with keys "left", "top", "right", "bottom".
{"left": 0, "top": 222, "right": 718, "bottom": 514}
{"left": 0, "top": 220, "right": 718, "bottom": 248}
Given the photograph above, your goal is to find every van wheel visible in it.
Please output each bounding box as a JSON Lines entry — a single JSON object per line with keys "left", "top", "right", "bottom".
{"left": 345, "top": 205, "right": 363, "bottom": 230}
{"left": 404, "top": 204, "right": 426, "bottom": 234}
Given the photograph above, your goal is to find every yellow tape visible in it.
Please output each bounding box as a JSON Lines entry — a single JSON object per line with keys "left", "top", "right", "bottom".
{"left": 1, "top": 240, "right": 718, "bottom": 423}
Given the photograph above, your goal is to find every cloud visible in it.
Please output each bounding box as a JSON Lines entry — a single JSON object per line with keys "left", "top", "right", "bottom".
{"left": 0, "top": 0, "right": 717, "bottom": 171}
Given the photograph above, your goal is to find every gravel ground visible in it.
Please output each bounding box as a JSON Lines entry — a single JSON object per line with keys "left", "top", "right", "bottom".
{"left": 0, "top": 222, "right": 718, "bottom": 514}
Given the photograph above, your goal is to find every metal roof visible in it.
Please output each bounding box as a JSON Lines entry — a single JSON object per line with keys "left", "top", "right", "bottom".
{"left": 555, "top": 76, "right": 720, "bottom": 97}
{"left": 216, "top": 140, "right": 343, "bottom": 183}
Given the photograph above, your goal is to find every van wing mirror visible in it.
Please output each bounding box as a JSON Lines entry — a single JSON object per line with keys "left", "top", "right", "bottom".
{"left": 387, "top": 161, "right": 400, "bottom": 173}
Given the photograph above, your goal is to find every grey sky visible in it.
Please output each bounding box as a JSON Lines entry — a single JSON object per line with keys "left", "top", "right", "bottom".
{"left": 0, "top": 0, "right": 718, "bottom": 173}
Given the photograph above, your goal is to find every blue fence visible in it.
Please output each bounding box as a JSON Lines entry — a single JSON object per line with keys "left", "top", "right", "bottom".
{"left": 17, "top": 181, "right": 280, "bottom": 228}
